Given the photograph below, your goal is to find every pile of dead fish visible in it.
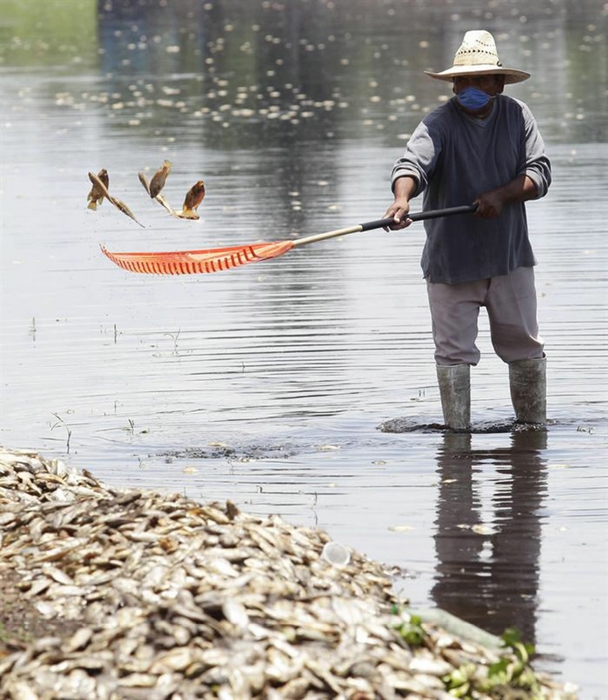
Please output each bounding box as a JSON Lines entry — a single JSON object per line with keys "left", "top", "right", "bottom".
{"left": 0, "top": 448, "right": 577, "bottom": 699}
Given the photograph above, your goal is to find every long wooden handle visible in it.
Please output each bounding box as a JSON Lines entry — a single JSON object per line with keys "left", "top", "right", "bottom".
{"left": 293, "top": 204, "right": 477, "bottom": 247}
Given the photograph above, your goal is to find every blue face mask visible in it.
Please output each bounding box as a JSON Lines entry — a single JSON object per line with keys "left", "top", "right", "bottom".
{"left": 456, "top": 86, "right": 493, "bottom": 111}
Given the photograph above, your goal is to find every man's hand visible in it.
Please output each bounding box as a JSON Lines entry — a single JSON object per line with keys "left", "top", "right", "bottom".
{"left": 474, "top": 190, "right": 505, "bottom": 218}
{"left": 383, "top": 198, "right": 412, "bottom": 230}
{"left": 384, "top": 175, "right": 418, "bottom": 229}
{"left": 475, "top": 175, "right": 539, "bottom": 219}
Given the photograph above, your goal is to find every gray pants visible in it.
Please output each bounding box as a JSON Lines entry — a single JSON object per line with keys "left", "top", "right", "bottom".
{"left": 427, "top": 266, "right": 544, "bottom": 366}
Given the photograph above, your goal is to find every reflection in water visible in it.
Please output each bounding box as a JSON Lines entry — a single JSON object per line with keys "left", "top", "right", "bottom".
{"left": 97, "top": 0, "right": 206, "bottom": 76}
{"left": 90, "top": 0, "right": 606, "bottom": 147}
{"left": 432, "top": 430, "right": 548, "bottom": 645}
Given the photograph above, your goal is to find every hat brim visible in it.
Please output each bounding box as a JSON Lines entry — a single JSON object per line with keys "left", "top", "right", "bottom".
{"left": 424, "top": 65, "right": 530, "bottom": 84}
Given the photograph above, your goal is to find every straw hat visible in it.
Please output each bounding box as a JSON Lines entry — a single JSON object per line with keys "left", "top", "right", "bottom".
{"left": 425, "top": 30, "right": 530, "bottom": 84}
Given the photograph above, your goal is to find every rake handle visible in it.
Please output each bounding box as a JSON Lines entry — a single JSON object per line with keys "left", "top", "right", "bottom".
{"left": 293, "top": 203, "right": 477, "bottom": 247}
{"left": 359, "top": 204, "right": 478, "bottom": 231}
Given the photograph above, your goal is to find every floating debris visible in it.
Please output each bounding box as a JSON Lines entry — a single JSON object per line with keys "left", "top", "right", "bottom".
{"left": 0, "top": 448, "right": 577, "bottom": 699}
{"left": 321, "top": 541, "right": 351, "bottom": 568}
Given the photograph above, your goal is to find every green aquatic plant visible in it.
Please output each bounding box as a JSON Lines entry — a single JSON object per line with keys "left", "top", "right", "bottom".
{"left": 443, "top": 627, "right": 542, "bottom": 699}
{"left": 442, "top": 663, "right": 477, "bottom": 698}
{"left": 487, "top": 628, "right": 539, "bottom": 690}
{"left": 390, "top": 606, "right": 427, "bottom": 648}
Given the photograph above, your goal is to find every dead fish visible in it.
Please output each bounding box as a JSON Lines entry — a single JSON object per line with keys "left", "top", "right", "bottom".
{"left": 112, "top": 196, "right": 145, "bottom": 227}
{"left": 138, "top": 171, "right": 151, "bottom": 196}
{"left": 88, "top": 170, "right": 111, "bottom": 202}
{"left": 87, "top": 171, "right": 145, "bottom": 228}
{"left": 86, "top": 168, "right": 109, "bottom": 210}
{"left": 178, "top": 180, "right": 205, "bottom": 220}
{"left": 149, "top": 160, "right": 172, "bottom": 198}
{"left": 139, "top": 171, "right": 178, "bottom": 218}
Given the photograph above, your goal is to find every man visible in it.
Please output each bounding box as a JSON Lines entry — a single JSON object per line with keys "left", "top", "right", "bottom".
{"left": 385, "top": 30, "right": 551, "bottom": 431}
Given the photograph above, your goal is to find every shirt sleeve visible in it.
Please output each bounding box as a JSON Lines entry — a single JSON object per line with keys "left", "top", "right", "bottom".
{"left": 390, "top": 117, "right": 443, "bottom": 197}
{"left": 520, "top": 102, "right": 552, "bottom": 199}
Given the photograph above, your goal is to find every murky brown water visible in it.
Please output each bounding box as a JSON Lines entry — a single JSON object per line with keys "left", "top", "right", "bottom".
{"left": 1, "top": 1, "right": 607, "bottom": 696}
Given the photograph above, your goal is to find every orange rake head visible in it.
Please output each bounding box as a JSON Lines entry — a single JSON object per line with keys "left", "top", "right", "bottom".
{"left": 100, "top": 241, "right": 295, "bottom": 275}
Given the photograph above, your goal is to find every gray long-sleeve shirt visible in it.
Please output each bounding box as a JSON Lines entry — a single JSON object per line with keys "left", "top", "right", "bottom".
{"left": 391, "top": 94, "right": 551, "bottom": 284}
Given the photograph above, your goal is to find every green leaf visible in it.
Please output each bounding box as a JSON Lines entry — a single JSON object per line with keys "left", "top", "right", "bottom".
{"left": 395, "top": 614, "right": 426, "bottom": 647}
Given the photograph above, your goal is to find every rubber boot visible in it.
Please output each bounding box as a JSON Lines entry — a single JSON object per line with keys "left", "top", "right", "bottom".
{"left": 436, "top": 364, "right": 471, "bottom": 432}
{"left": 509, "top": 357, "right": 547, "bottom": 425}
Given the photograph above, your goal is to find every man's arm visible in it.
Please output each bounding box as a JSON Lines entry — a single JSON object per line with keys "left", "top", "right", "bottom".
{"left": 383, "top": 175, "right": 419, "bottom": 229}
{"left": 475, "top": 174, "right": 538, "bottom": 219}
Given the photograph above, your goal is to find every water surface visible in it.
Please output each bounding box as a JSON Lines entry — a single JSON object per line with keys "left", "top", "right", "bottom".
{"left": 1, "top": 1, "right": 607, "bottom": 697}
